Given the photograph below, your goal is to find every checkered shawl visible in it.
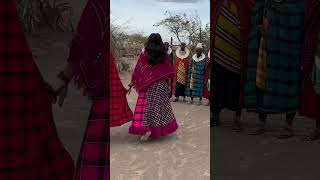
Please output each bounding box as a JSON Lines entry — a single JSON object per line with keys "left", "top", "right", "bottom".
{"left": 129, "top": 80, "right": 178, "bottom": 137}
{"left": 74, "top": 97, "right": 109, "bottom": 180}
{"left": 0, "top": 1, "right": 75, "bottom": 179}
{"left": 110, "top": 53, "right": 133, "bottom": 127}
{"left": 245, "top": 0, "right": 305, "bottom": 113}
{"left": 186, "top": 59, "right": 206, "bottom": 97}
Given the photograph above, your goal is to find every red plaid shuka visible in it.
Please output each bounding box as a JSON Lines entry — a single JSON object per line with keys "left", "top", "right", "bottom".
{"left": 110, "top": 53, "right": 133, "bottom": 127}
{"left": 74, "top": 97, "right": 109, "bottom": 180}
{"left": 0, "top": 1, "right": 75, "bottom": 179}
{"left": 204, "top": 56, "right": 211, "bottom": 100}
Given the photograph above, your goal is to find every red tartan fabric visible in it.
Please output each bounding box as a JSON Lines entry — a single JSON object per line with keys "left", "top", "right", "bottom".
{"left": 67, "top": 0, "right": 108, "bottom": 97}
{"left": 131, "top": 91, "right": 147, "bottom": 128}
{"left": 204, "top": 57, "right": 211, "bottom": 100}
{"left": 110, "top": 53, "right": 133, "bottom": 127}
{"left": 299, "top": 0, "right": 320, "bottom": 120}
{"left": 129, "top": 81, "right": 178, "bottom": 138}
{"left": 74, "top": 97, "right": 109, "bottom": 180}
{"left": 212, "top": 0, "right": 253, "bottom": 106}
{"left": 0, "top": 1, "right": 74, "bottom": 179}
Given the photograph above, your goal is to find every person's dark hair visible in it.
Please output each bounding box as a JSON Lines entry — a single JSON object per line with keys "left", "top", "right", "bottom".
{"left": 145, "top": 33, "right": 167, "bottom": 65}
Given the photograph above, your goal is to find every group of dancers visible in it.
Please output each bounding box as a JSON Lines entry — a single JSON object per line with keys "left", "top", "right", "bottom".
{"left": 164, "top": 42, "right": 211, "bottom": 105}
{"left": 211, "top": 0, "right": 320, "bottom": 141}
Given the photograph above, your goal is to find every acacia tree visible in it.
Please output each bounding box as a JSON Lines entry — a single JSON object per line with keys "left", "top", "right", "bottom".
{"left": 157, "top": 11, "right": 190, "bottom": 43}
{"left": 157, "top": 10, "right": 208, "bottom": 50}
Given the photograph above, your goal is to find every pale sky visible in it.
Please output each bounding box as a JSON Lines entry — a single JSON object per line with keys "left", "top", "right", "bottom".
{"left": 111, "top": 0, "right": 210, "bottom": 44}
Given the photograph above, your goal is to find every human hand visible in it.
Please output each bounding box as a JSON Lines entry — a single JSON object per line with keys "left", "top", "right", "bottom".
{"left": 44, "top": 81, "right": 57, "bottom": 103}
{"left": 52, "top": 77, "right": 69, "bottom": 107}
{"left": 127, "top": 86, "right": 132, "bottom": 95}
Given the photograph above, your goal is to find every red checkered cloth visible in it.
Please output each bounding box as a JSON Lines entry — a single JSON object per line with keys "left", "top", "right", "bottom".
{"left": 110, "top": 53, "right": 133, "bottom": 127}
{"left": 129, "top": 81, "right": 178, "bottom": 138}
{"left": 204, "top": 57, "right": 211, "bottom": 100}
{"left": 74, "top": 97, "right": 109, "bottom": 180}
{"left": 0, "top": 1, "right": 75, "bottom": 179}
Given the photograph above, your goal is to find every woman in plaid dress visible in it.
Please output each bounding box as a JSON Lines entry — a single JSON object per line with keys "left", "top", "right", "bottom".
{"left": 53, "top": 0, "right": 109, "bottom": 179}
{"left": 128, "top": 33, "right": 178, "bottom": 141}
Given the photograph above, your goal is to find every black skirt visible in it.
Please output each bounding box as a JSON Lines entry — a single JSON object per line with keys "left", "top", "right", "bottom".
{"left": 211, "top": 62, "right": 241, "bottom": 112}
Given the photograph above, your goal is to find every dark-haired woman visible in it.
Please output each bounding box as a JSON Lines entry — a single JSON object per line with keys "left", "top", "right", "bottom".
{"left": 128, "top": 33, "right": 178, "bottom": 141}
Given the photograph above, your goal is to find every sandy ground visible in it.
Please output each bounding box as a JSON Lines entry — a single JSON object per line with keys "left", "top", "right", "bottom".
{"left": 110, "top": 73, "right": 210, "bottom": 180}
{"left": 212, "top": 112, "right": 320, "bottom": 180}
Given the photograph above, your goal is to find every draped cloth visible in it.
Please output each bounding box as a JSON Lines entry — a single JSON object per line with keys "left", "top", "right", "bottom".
{"left": 70, "top": 0, "right": 110, "bottom": 179}
{"left": 300, "top": 0, "right": 320, "bottom": 120}
{"left": 245, "top": 0, "right": 305, "bottom": 113}
{"left": 131, "top": 51, "right": 174, "bottom": 92}
{"left": 68, "top": 0, "right": 108, "bottom": 97}
{"left": 0, "top": 1, "right": 74, "bottom": 179}
{"left": 186, "top": 55, "right": 206, "bottom": 98}
{"left": 211, "top": 0, "right": 253, "bottom": 107}
{"left": 110, "top": 53, "right": 133, "bottom": 127}
{"left": 172, "top": 49, "right": 191, "bottom": 96}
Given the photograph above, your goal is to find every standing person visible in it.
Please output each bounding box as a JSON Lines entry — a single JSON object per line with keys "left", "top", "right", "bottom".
{"left": 186, "top": 43, "right": 206, "bottom": 105}
{"left": 204, "top": 50, "right": 211, "bottom": 106}
{"left": 172, "top": 42, "right": 192, "bottom": 102}
{"left": 165, "top": 42, "right": 174, "bottom": 65}
{"left": 53, "top": 0, "right": 109, "bottom": 179}
{"left": 110, "top": 52, "right": 133, "bottom": 127}
{"left": 245, "top": 0, "right": 305, "bottom": 138}
{"left": 0, "top": 0, "right": 75, "bottom": 179}
{"left": 300, "top": 0, "right": 320, "bottom": 141}
{"left": 165, "top": 42, "right": 174, "bottom": 98}
{"left": 128, "top": 33, "right": 178, "bottom": 142}
{"left": 211, "top": 0, "right": 252, "bottom": 130}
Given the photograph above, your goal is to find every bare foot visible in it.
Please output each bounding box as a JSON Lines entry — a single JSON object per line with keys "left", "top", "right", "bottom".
{"left": 141, "top": 131, "right": 152, "bottom": 142}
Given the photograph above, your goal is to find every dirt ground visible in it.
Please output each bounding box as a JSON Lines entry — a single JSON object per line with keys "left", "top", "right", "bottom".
{"left": 212, "top": 111, "right": 320, "bottom": 180}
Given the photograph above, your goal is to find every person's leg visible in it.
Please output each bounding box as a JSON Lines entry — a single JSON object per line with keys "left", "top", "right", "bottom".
{"left": 190, "top": 90, "right": 194, "bottom": 104}
{"left": 278, "top": 112, "right": 296, "bottom": 139}
{"left": 173, "top": 95, "right": 179, "bottom": 102}
{"left": 249, "top": 112, "right": 267, "bottom": 135}
{"left": 211, "top": 109, "right": 221, "bottom": 127}
{"left": 198, "top": 97, "right": 203, "bottom": 105}
{"left": 232, "top": 109, "right": 242, "bottom": 132}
